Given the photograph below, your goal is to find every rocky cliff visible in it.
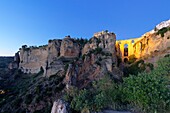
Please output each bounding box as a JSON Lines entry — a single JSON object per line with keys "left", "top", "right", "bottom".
{"left": 14, "top": 18, "right": 170, "bottom": 77}
{"left": 17, "top": 31, "right": 119, "bottom": 80}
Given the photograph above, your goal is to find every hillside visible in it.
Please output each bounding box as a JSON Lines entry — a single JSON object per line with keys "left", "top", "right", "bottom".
{"left": 0, "top": 20, "right": 170, "bottom": 113}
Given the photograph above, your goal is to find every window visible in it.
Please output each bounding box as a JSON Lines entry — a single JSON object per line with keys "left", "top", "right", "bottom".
{"left": 124, "top": 44, "right": 128, "bottom": 56}
{"left": 131, "top": 40, "right": 135, "bottom": 44}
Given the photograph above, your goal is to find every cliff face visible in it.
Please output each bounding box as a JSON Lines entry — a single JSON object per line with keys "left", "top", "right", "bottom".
{"left": 64, "top": 32, "right": 122, "bottom": 88}
{"left": 18, "top": 32, "right": 118, "bottom": 78}
{"left": 134, "top": 31, "right": 170, "bottom": 58}
{"left": 19, "top": 45, "right": 48, "bottom": 74}
{"left": 16, "top": 20, "right": 170, "bottom": 78}
{"left": 19, "top": 36, "right": 80, "bottom": 76}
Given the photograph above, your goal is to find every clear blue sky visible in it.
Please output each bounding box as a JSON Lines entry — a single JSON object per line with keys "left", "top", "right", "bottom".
{"left": 0, "top": 0, "right": 169, "bottom": 56}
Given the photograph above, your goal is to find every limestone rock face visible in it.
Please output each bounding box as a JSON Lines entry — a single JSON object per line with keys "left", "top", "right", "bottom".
{"left": 134, "top": 31, "right": 170, "bottom": 58}
{"left": 82, "top": 31, "right": 116, "bottom": 55}
{"left": 46, "top": 40, "right": 65, "bottom": 77}
{"left": 82, "top": 43, "right": 90, "bottom": 55}
{"left": 64, "top": 64, "right": 78, "bottom": 89}
{"left": 48, "top": 39, "right": 61, "bottom": 64}
{"left": 18, "top": 31, "right": 118, "bottom": 79}
{"left": 46, "top": 59, "right": 65, "bottom": 77}
{"left": 60, "top": 36, "right": 80, "bottom": 57}
{"left": 64, "top": 31, "right": 119, "bottom": 87}
{"left": 14, "top": 52, "right": 20, "bottom": 63}
{"left": 51, "top": 99, "right": 68, "bottom": 113}
{"left": 18, "top": 36, "right": 80, "bottom": 76}
{"left": 8, "top": 62, "right": 18, "bottom": 70}
{"left": 19, "top": 40, "right": 63, "bottom": 76}
{"left": 64, "top": 52, "right": 122, "bottom": 89}
{"left": 8, "top": 52, "right": 20, "bottom": 70}
{"left": 19, "top": 46, "right": 48, "bottom": 74}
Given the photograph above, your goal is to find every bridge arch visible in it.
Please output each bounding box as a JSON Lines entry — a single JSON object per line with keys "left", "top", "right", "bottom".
{"left": 124, "top": 44, "right": 128, "bottom": 56}
{"left": 116, "top": 37, "right": 143, "bottom": 62}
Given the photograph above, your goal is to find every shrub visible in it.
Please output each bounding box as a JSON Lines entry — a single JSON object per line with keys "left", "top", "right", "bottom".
{"left": 164, "top": 54, "right": 170, "bottom": 58}
{"left": 146, "top": 63, "right": 154, "bottom": 70}
{"left": 35, "top": 85, "right": 41, "bottom": 94}
{"left": 117, "top": 55, "right": 122, "bottom": 66}
{"left": 95, "top": 60, "right": 101, "bottom": 66}
{"left": 48, "top": 39, "right": 53, "bottom": 43}
{"left": 69, "top": 76, "right": 117, "bottom": 112}
{"left": 82, "top": 54, "right": 86, "bottom": 61}
{"left": 24, "top": 94, "right": 33, "bottom": 105}
{"left": 122, "top": 72, "right": 170, "bottom": 113}
{"left": 128, "top": 54, "right": 137, "bottom": 64}
{"left": 122, "top": 56, "right": 170, "bottom": 113}
{"left": 64, "top": 64, "right": 69, "bottom": 71}
{"left": 12, "top": 98, "right": 22, "bottom": 107}
{"left": 94, "top": 47, "right": 102, "bottom": 54}
{"left": 124, "top": 60, "right": 145, "bottom": 76}
{"left": 71, "top": 89, "right": 92, "bottom": 111}
{"left": 156, "top": 27, "right": 170, "bottom": 37}
{"left": 75, "top": 38, "right": 88, "bottom": 46}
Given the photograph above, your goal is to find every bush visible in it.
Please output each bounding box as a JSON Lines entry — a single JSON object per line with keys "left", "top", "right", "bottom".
{"left": 156, "top": 27, "right": 170, "bottom": 37}
{"left": 82, "top": 54, "right": 86, "bottom": 61}
{"left": 124, "top": 60, "right": 145, "bottom": 76}
{"left": 69, "top": 76, "right": 117, "bottom": 112}
{"left": 71, "top": 89, "right": 92, "bottom": 111}
{"left": 117, "top": 55, "right": 122, "bottom": 66}
{"left": 128, "top": 54, "right": 137, "bottom": 64}
{"left": 24, "top": 94, "right": 33, "bottom": 105}
{"left": 122, "top": 56, "right": 170, "bottom": 113}
{"left": 164, "top": 54, "right": 170, "bottom": 57}
{"left": 94, "top": 47, "right": 102, "bottom": 54}
{"left": 122, "top": 72, "right": 170, "bottom": 113}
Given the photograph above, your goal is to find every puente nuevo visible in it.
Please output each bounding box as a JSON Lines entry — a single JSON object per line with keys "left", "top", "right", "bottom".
{"left": 116, "top": 37, "right": 143, "bottom": 62}
{"left": 9, "top": 20, "right": 170, "bottom": 77}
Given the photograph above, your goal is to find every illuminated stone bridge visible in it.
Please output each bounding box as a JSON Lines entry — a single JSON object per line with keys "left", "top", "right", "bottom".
{"left": 116, "top": 37, "right": 143, "bottom": 62}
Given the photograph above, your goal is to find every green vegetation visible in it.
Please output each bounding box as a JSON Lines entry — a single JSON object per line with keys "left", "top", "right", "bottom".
{"left": 75, "top": 38, "right": 88, "bottom": 46}
{"left": 84, "top": 47, "right": 103, "bottom": 57}
{"left": 0, "top": 69, "right": 65, "bottom": 113}
{"left": 128, "top": 54, "right": 137, "bottom": 64}
{"left": 65, "top": 76, "right": 117, "bottom": 112}
{"left": 122, "top": 72, "right": 170, "bottom": 113}
{"left": 83, "top": 47, "right": 112, "bottom": 58}
{"left": 64, "top": 56, "right": 170, "bottom": 113}
{"left": 124, "top": 59, "right": 153, "bottom": 76}
{"left": 89, "top": 36, "right": 101, "bottom": 45}
{"left": 156, "top": 27, "right": 170, "bottom": 37}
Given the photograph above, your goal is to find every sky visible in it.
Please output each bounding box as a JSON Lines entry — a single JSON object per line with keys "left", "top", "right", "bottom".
{"left": 0, "top": 0, "right": 170, "bottom": 56}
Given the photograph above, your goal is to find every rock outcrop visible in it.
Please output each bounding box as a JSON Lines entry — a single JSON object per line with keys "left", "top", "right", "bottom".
{"left": 18, "top": 36, "right": 81, "bottom": 76}
{"left": 60, "top": 36, "right": 80, "bottom": 57}
{"left": 19, "top": 45, "right": 49, "bottom": 74}
{"left": 17, "top": 31, "right": 118, "bottom": 78}
{"left": 134, "top": 31, "right": 170, "bottom": 58}
{"left": 64, "top": 31, "right": 122, "bottom": 88}
{"left": 51, "top": 99, "right": 69, "bottom": 113}
{"left": 8, "top": 52, "right": 20, "bottom": 69}
{"left": 82, "top": 31, "right": 116, "bottom": 55}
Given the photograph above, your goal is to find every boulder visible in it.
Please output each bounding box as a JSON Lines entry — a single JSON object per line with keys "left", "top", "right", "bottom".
{"left": 51, "top": 99, "right": 69, "bottom": 113}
